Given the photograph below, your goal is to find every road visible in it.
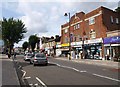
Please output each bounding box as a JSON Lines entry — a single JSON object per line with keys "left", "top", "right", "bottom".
{"left": 15, "top": 55, "right": 119, "bottom": 87}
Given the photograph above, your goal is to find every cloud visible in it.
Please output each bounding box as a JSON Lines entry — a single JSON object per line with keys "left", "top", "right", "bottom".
{"left": 2, "top": 0, "right": 119, "bottom": 47}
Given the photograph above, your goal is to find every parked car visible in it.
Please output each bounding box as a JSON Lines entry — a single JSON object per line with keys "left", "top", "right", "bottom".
{"left": 24, "top": 53, "right": 33, "bottom": 61}
{"left": 30, "top": 53, "right": 48, "bottom": 66}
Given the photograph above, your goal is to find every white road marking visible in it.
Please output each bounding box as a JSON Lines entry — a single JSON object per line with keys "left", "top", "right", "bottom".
{"left": 72, "top": 68, "right": 80, "bottom": 72}
{"left": 34, "top": 83, "right": 38, "bottom": 86}
{"left": 49, "top": 62, "right": 119, "bottom": 82}
{"left": 24, "top": 77, "right": 31, "bottom": 79}
{"left": 36, "top": 77, "right": 47, "bottom": 87}
{"left": 56, "top": 64, "right": 61, "bottom": 66}
{"left": 29, "top": 84, "right": 33, "bottom": 86}
{"left": 102, "top": 69, "right": 106, "bottom": 71}
{"left": 18, "top": 66, "right": 22, "bottom": 69}
{"left": 80, "top": 71, "right": 87, "bottom": 73}
{"left": 21, "top": 70, "right": 26, "bottom": 78}
{"left": 93, "top": 73, "right": 120, "bottom": 82}
{"left": 49, "top": 62, "right": 86, "bottom": 73}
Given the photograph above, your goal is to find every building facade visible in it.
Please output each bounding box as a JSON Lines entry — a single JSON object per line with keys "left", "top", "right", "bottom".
{"left": 61, "top": 6, "right": 119, "bottom": 60}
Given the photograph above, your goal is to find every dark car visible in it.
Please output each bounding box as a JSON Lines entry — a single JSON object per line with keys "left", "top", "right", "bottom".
{"left": 30, "top": 53, "right": 48, "bottom": 66}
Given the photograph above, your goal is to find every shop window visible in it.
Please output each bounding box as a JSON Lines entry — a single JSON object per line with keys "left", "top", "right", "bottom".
{"left": 89, "top": 17, "right": 95, "bottom": 25}
{"left": 79, "top": 38, "right": 82, "bottom": 41}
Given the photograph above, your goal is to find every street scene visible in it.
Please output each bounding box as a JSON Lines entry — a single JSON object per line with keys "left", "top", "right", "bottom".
{"left": 0, "top": 0, "right": 120, "bottom": 87}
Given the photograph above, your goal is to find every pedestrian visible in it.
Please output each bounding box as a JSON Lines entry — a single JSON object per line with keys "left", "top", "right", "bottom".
{"left": 8, "top": 53, "right": 11, "bottom": 59}
{"left": 14, "top": 52, "right": 16, "bottom": 58}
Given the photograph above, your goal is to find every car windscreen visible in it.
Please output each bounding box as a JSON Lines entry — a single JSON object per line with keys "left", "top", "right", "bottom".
{"left": 36, "top": 54, "right": 46, "bottom": 58}
{"left": 27, "top": 54, "right": 33, "bottom": 56}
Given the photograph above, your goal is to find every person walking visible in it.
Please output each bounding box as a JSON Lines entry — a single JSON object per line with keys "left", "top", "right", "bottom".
{"left": 8, "top": 52, "right": 11, "bottom": 59}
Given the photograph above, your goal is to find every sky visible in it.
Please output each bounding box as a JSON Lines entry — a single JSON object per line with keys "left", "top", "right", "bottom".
{"left": 0, "top": 0, "right": 120, "bottom": 47}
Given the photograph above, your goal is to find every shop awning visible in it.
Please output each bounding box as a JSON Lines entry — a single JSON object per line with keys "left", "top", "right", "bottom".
{"left": 104, "top": 36, "right": 120, "bottom": 44}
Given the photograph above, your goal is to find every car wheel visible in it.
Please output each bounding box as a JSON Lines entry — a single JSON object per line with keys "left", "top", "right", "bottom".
{"left": 33, "top": 63, "right": 36, "bottom": 66}
{"left": 30, "top": 60, "right": 32, "bottom": 64}
{"left": 45, "top": 63, "right": 48, "bottom": 66}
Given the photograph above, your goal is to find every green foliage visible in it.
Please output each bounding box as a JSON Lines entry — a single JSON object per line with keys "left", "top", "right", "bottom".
{"left": 2, "top": 17, "right": 27, "bottom": 54}
{"left": 115, "top": 7, "right": 120, "bottom": 12}
{"left": 22, "top": 41, "right": 29, "bottom": 51}
{"left": 29, "top": 35, "right": 39, "bottom": 52}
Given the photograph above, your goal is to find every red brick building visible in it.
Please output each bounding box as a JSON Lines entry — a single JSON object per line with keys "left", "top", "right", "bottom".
{"left": 61, "top": 6, "right": 119, "bottom": 60}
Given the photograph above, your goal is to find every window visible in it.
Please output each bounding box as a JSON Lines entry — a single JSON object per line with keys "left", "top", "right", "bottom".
{"left": 110, "top": 16, "right": 113, "bottom": 23}
{"left": 65, "top": 37, "right": 69, "bottom": 43}
{"left": 77, "top": 23, "right": 80, "bottom": 29}
{"left": 74, "top": 36, "right": 76, "bottom": 41}
{"left": 89, "top": 17, "right": 95, "bottom": 25}
{"left": 74, "top": 23, "right": 80, "bottom": 30}
{"left": 116, "top": 18, "right": 119, "bottom": 24}
{"left": 64, "top": 28, "right": 68, "bottom": 33}
{"left": 90, "top": 30, "right": 96, "bottom": 39}
{"left": 74, "top": 25, "right": 76, "bottom": 30}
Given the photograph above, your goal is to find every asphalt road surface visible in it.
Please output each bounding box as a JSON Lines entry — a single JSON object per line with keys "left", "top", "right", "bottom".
{"left": 15, "top": 55, "right": 119, "bottom": 87}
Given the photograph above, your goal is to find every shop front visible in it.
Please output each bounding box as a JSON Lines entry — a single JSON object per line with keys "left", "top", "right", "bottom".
{"left": 71, "top": 41, "right": 82, "bottom": 59}
{"left": 103, "top": 36, "right": 120, "bottom": 61}
{"left": 56, "top": 44, "right": 62, "bottom": 57}
{"left": 84, "top": 38, "right": 103, "bottom": 59}
{"left": 61, "top": 43, "right": 70, "bottom": 57}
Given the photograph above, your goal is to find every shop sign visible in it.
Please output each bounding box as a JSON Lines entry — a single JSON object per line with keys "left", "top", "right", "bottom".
{"left": 61, "top": 43, "right": 69, "bottom": 47}
{"left": 56, "top": 44, "right": 61, "bottom": 48}
{"left": 45, "top": 48, "right": 48, "bottom": 51}
{"left": 85, "top": 38, "right": 103, "bottom": 44}
{"left": 104, "top": 36, "right": 120, "bottom": 44}
{"left": 71, "top": 41, "right": 82, "bottom": 46}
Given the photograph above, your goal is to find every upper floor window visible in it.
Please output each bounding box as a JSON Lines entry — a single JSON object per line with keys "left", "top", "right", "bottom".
{"left": 74, "top": 23, "right": 80, "bottom": 30}
{"left": 90, "top": 29, "right": 96, "bottom": 39}
{"left": 89, "top": 17, "right": 95, "bottom": 25}
{"left": 74, "top": 25, "right": 76, "bottom": 30}
{"left": 65, "top": 37, "right": 69, "bottom": 43}
{"left": 110, "top": 16, "right": 113, "bottom": 23}
{"left": 64, "top": 28, "right": 68, "bottom": 33}
{"left": 116, "top": 18, "right": 119, "bottom": 24}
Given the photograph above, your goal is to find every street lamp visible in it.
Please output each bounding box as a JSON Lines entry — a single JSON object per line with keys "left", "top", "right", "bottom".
{"left": 64, "top": 13, "right": 71, "bottom": 60}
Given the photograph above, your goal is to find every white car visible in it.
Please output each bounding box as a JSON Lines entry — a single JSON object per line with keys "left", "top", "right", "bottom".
{"left": 24, "top": 53, "right": 33, "bottom": 61}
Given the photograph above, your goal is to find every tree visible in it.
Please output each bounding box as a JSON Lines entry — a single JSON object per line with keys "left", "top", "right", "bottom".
{"left": 115, "top": 7, "right": 120, "bottom": 12}
{"left": 2, "top": 17, "right": 27, "bottom": 54}
{"left": 22, "top": 41, "right": 29, "bottom": 52}
{"left": 28, "top": 35, "right": 39, "bottom": 52}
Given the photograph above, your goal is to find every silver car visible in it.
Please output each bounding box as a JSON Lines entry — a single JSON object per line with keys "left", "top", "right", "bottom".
{"left": 24, "top": 53, "right": 33, "bottom": 61}
{"left": 30, "top": 53, "right": 48, "bottom": 66}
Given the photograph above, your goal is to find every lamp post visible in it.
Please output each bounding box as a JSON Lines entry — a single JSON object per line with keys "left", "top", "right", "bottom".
{"left": 64, "top": 13, "right": 71, "bottom": 60}
{"left": 82, "top": 37, "right": 85, "bottom": 59}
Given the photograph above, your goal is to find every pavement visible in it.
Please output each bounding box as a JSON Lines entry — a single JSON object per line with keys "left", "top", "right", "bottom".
{"left": 55, "top": 57, "right": 120, "bottom": 69}
{"left": 0, "top": 54, "right": 20, "bottom": 86}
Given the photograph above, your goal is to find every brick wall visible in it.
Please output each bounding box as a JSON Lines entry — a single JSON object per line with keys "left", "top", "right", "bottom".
{"left": 61, "top": 6, "right": 119, "bottom": 44}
